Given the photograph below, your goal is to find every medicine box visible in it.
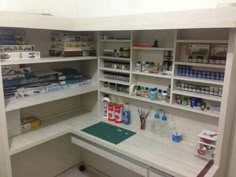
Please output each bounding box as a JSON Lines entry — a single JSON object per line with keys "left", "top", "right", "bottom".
{"left": 21, "top": 116, "right": 41, "bottom": 132}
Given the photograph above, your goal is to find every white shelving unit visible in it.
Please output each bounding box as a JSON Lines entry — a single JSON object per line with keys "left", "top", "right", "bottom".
{"left": 0, "top": 23, "right": 235, "bottom": 177}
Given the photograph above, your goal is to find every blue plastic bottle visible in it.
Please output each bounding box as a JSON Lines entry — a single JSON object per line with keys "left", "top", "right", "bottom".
{"left": 122, "top": 103, "right": 131, "bottom": 124}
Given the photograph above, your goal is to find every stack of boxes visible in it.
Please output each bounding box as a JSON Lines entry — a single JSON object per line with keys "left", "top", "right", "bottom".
{"left": 0, "top": 29, "right": 40, "bottom": 60}
{"left": 3, "top": 66, "right": 92, "bottom": 99}
{"left": 49, "top": 32, "right": 96, "bottom": 57}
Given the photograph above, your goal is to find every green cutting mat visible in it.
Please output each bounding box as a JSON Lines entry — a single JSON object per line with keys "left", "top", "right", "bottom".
{"left": 81, "top": 122, "right": 136, "bottom": 144}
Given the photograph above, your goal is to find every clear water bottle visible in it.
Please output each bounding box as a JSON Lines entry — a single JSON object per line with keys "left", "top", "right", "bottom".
{"left": 151, "top": 111, "right": 162, "bottom": 135}
{"left": 160, "top": 113, "right": 170, "bottom": 137}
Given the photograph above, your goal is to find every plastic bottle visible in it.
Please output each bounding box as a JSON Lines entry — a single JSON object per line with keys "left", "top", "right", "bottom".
{"left": 149, "top": 88, "right": 157, "bottom": 101}
{"left": 103, "top": 96, "right": 110, "bottom": 119}
{"left": 160, "top": 112, "right": 169, "bottom": 137}
{"left": 151, "top": 111, "right": 161, "bottom": 135}
{"left": 122, "top": 103, "right": 131, "bottom": 124}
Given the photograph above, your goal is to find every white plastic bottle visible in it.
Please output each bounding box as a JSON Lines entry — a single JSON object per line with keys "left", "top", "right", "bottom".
{"left": 103, "top": 96, "right": 110, "bottom": 119}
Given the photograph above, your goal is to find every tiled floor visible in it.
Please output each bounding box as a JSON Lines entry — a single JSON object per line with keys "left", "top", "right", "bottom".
{"left": 56, "top": 165, "right": 107, "bottom": 177}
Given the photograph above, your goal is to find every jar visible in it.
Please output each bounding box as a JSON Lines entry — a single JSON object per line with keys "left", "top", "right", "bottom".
{"left": 201, "top": 86, "right": 205, "bottom": 94}
{"left": 209, "top": 58, "right": 215, "bottom": 64}
{"left": 214, "top": 87, "right": 219, "bottom": 96}
{"left": 144, "top": 87, "right": 150, "bottom": 98}
{"left": 196, "top": 86, "right": 201, "bottom": 93}
{"left": 221, "top": 59, "right": 226, "bottom": 65}
{"left": 181, "top": 82, "right": 185, "bottom": 90}
{"left": 184, "top": 84, "right": 188, "bottom": 91}
{"left": 205, "top": 87, "right": 210, "bottom": 95}
{"left": 219, "top": 88, "right": 223, "bottom": 97}
{"left": 203, "top": 58, "right": 208, "bottom": 64}
{"left": 177, "top": 82, "right": 181, "bottom": 90}
{"left": 192, "top": 85, "right": 197, "bottom": 93}
{"left": 122, "top": 48, "right": 130, "bottom": 58}
{"left": 210, "top": 86, "right": 214, "bottom": 95}
{"left": 142, "top": 61, "right": 146, "bottom": 72}
{"left": 188, "top": 84, "right": 192, "bottom": 92}
{"left": 136, "top": 61, "right": 142, "bottom": 72}
{"left": 145, "top": 62, "right": 150, "bottom": 72}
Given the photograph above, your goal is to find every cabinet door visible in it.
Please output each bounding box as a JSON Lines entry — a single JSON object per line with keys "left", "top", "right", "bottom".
{"left": 149, "top": 168, "right": 173, "bottom": 177}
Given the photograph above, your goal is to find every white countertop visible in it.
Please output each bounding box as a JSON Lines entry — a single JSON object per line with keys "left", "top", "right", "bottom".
{"left": 9, "top": 111, "right": 217, "bottom": 177}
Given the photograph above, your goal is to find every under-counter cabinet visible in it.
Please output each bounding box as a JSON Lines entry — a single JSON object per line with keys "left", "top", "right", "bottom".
{"left": 0, "top": 9, "right": 236, "bottom": 177}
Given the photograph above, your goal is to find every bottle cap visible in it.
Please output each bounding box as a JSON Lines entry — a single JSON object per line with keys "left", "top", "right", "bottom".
{"left": 154, "top": 112, "right": 160, "bottom": 119}
{"left": 162, "top": 113, "right": 167, "bottom": 121}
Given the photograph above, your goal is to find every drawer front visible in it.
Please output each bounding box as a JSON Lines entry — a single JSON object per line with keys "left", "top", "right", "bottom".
{"left": 149, "top": 169, "right": 173, "bottom": 177}
{"left": 72, "top": 136, "right": 148, "bottom": 177}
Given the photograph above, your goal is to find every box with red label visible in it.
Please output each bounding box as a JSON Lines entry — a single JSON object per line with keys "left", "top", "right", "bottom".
{"left": 108, "top": 103, "right": 115, "bottom": 121}
{"left": 114, "top": 104, "right": 123, "bottom": 123}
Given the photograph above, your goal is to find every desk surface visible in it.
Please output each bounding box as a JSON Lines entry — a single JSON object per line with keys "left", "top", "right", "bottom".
{"left": 9, "top": 111, "right": 218, "bottom": 177}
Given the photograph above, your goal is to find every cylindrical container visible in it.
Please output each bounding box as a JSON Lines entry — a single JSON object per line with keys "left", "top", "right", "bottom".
{"left": 108, "top": 103, "right": 115, "bottom": 121}
{"left": 122, "top": 103, "right": 131, "bottom": 125}
{"left": 103, "top": 96, "right": 110, "bottom": 119}
{"left": 136, "top": 61, "right": 142, "bottom": 72}
{"left": 114, "top": 104, "right": 123, "bottom": 123}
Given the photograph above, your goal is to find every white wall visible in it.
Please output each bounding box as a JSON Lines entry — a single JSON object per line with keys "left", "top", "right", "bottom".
{"left": 0, "top": 0, "right": 77, "bottom": 18}
{"left": 75, "top": 0, "right": 218, "bottom": 18}
{"left": 0, "top": 0, "right": 222, "bottom": 18}
{"left": 226, "top": 113, "right": 236, "bottom": 177}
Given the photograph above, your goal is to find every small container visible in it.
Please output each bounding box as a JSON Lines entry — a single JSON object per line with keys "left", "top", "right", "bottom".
{"left": 108, "top": 102, "right": 115, "bottom": 121}
{"left": 136, "top": 61, "right": 142, "bottom": 72}
{"left": 150, "top": 88, "right": 157, "bottom": 100}
{"left": 122, "top": 103, "right": 131, "bottom": 125}
{"left": 219, "top": 88, "right": 223, "bottom": 97}
{"left": 114, "top": 104, "right": 123, "bottom": 123}
{"left": 177, "top": 82, "right": 181, "bottom": 90}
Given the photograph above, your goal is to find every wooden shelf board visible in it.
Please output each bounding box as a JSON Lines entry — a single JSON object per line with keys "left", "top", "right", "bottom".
{"left": 5, "top": 83, "right": 98, "bottom": 112}
{"left": 100, "top": 39, "right": 131, "bottom": 42}
{"left": 100, "top": 89, "right": 219, "bottom": 117}
{"left": 176, "top": 40, "right": 228, "bottom": 44}
{"left": 132, "top": 47, "right": 174, "bottom": 51}
{"left": 175, "top": 62, "right": 226, "bottom": 69}
{"left": 173, "top": 76, "right": 224, "bottom": 85}
{"left": 172, "top": 90, "right": 222, "bottom": 102}
{"left": 0, "top": 56, "right": 98, "bottom": 65}
{"left": 99, "top": 56, "right": 131, "bottom": 61}
{"left": 171, "top": 104, "right": 219, "bottom": 118}
{"left": 100, "top": 67, "right": 130, "bottom": 74}
{"left": 99, "top": 78, "right": 130, "bottom": 86}
{"left": 132, "top": 71, "right": 172, "bottom": 79}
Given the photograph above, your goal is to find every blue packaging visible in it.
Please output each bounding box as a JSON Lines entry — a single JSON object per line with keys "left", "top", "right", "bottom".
{"left": 210, "top": 72, "right": 216, "bottom": 80}
{"left": 123, "top": 103, "right": 131, "bottom": 125}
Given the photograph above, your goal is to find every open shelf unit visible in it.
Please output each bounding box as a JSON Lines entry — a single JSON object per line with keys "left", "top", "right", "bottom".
{"left": 0, "top": 29, "right": 99, "bottom": 177}
{"left": 98, "top": 30, "right": 225, "bottom": 117}
{"left": 96, "top": 28, "right": 236, "bottom": 177}
{"left": 0, "top": 25, "right": 235, "bottom": 177}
